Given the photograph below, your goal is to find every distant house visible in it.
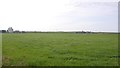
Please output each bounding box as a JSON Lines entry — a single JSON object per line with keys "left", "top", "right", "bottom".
{"left": 7, "top": 27, "right": 14, "bottom": 33}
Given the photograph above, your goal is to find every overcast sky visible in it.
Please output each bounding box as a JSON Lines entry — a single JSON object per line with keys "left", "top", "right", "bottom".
{"left": 0, "top": 0, "right": 119, "bottom": 32}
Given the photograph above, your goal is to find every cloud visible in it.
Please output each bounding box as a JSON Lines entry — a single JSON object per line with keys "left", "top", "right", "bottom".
{"left": 54, "top": 2, "right": 118, "bottom": 32}
{"left": 0, "top": 0, "right": 118, "bottom": 32}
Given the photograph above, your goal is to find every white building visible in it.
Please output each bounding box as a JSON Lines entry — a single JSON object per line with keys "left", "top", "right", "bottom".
{"left": 7, "top": 27, "right": 14, "bottom": 33}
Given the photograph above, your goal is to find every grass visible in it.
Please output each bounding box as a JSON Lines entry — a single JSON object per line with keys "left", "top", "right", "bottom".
{"left": 2, "top": 33, "right": 118, "bottom": 66}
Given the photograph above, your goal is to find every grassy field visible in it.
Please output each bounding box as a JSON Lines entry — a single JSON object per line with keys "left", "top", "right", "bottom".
{"left": 2, "top": 33, "right": 118, "bottom": 66}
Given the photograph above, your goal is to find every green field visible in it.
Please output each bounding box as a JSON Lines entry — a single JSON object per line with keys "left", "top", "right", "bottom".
{"left": 2, "top": 33, "right": 118, "bottom": 66}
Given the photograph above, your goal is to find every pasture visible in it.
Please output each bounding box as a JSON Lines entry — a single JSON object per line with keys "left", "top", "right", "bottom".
{"left": 2, "top": 33, "right": 118, "bottom": 66}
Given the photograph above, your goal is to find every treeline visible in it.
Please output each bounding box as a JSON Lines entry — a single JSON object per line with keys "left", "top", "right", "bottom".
{"left": 0, "top": 30, "right": 93, "bottom": 33}
{"left": 0, "top": 30, "right": 26, "bottom": 33}
{"left": 0, "top": 30, "right": 118, "bottom": 34}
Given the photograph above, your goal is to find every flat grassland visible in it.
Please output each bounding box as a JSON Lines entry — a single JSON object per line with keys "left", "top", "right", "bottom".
{"left": 2, "top": 33, "right": 118, "bottom": 66}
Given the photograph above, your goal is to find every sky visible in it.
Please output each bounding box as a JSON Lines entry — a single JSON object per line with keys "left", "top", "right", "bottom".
{"left": 0, "top": 0, "right": 119, "bottom": 32}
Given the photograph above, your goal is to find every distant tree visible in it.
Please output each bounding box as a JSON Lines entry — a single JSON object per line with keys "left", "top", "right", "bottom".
{"left": 7, "top": 27, "right": 14, "bottom": 33}
{"left": 14, "top": 30, "right": 20, "bottom": 33}
{"left": 21, "top": 31, "right": 26, "bottom": 33}
{"left": 82, "top": 31, "right": 86, "bottom": 33}
{"left": 2, "top": 30, "right": 6, "bottom": 33}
